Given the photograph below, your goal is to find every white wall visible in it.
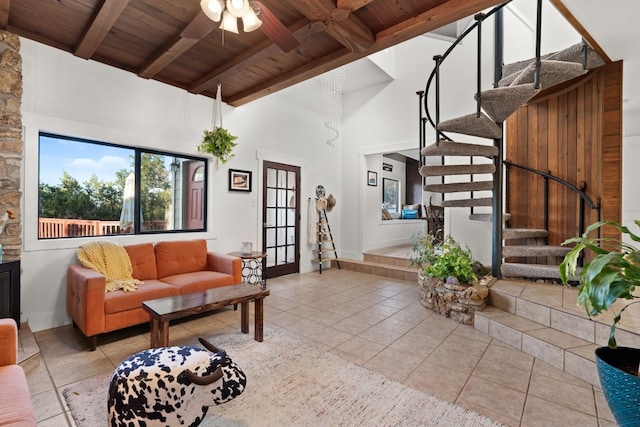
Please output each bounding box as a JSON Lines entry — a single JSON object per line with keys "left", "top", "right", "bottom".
{"left": 20, "top": 38, "right": 336, "bottom": 331}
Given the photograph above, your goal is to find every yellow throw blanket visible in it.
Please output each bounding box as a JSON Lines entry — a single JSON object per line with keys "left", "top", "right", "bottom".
{"left": 77, "top": 241, "right": 143, "bottom": 292}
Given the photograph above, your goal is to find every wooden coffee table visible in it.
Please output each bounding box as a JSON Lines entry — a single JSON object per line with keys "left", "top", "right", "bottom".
{"left": 142, "top": 284, "right": 270, "bottom": 348}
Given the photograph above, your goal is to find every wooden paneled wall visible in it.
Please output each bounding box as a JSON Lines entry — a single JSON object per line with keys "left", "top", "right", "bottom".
{"left": 505, "top": 61, "right": 622, "bottom": 246}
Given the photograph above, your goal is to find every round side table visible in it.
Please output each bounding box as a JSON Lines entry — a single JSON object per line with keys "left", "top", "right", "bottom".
{"left": 227, "top": 251, "right": 267, "bottom": 289}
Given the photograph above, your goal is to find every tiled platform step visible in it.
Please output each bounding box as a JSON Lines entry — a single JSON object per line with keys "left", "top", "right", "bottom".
{"left": 18, "top": 322, "right": 41, "bottom": 374}
{"left": 331, "top": 258, "right": 418, "bottom": 282}
{"left": 474, "top": 280, "right": 640, "bottom": 387}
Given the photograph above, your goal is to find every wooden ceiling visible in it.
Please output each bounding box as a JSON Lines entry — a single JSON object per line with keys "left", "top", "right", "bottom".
{"left": 1, "top": 0, "right": 505, "bottom": 106}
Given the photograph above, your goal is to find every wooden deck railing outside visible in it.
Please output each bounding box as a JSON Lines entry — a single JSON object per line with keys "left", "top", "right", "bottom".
{"left": 38, "top": 218, "right": 169, "bottom": 238}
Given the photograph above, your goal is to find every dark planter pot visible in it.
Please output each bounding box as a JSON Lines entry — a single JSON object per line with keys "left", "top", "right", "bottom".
{"left": 595, "top": 346, "right": 640, "bottom": 427}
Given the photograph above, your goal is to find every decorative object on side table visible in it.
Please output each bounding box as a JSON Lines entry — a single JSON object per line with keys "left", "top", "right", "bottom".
{"left": 228, "top": 169, "right": 252, "bottom": 192}
{"left": 410, "top": 232, "right": 489, "bottom": 325}
{"left": 227, "top": 251, "right": 267, "bottom": 289}
{"left": 197, "top": 83, "right": 237, "bottom": 168}
{"left": 559, "top": 220, "right": 640, "bottom": 427}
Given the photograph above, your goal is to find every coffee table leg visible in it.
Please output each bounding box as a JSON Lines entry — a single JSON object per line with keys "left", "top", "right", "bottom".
{"left": 241, "top": 301, "right": 249, "bottom": 334}
{"left": 150, "top": 318, "right": 169, "bottom": 348}
{"left": 254, "top": 297, "right": 264, "bottom": 342}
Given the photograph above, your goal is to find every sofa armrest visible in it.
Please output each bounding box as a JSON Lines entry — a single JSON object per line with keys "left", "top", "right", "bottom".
{"left": 67, "top": 264, "right": 107, "bottom": 337}
{"left": 207, "top": 253, "right": 242, "bottom": 284}
{"left": 0, "top": 318, "right": 18, "bottom": 367}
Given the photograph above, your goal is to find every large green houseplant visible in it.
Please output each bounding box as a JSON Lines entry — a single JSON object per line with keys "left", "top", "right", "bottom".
{"left": 559, "top": 219, "right": 640, "bottom": 426}
{"left": 197, "top": 127, "right": 238, "bottom": 166}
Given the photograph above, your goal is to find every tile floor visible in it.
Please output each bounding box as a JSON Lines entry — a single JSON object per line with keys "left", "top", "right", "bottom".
{"left": 27, "top": 269, "right": 616, "bottom": 426}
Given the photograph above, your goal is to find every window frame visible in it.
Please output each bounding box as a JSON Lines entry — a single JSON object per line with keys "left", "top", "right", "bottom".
{"left": 37, "top": 131, "right": 209, "bottom": 239}
{"left": 382, "top": 177, "right": 400, "bottom": 214}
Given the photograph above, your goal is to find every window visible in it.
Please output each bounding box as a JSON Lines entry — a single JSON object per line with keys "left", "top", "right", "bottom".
{"left": 38, "top": 132, "right": 207, "bottom": 239}
{"left": 382, "top": 178, "right": 399, "bottom": 214}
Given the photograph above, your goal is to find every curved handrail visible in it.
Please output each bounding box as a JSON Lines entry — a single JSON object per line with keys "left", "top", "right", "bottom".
{"left": 504, "top": 160, "right": 599, "bottom": 210}
{"left": 423, "top": 1, "right": 512, "bottom": 138}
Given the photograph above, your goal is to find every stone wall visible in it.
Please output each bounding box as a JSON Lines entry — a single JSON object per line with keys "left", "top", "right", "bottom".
{"left": 418, "top": 275, "right": 489, "bottom": 325}
{"left": 0, "top": 31, "right": 22, "bottom": 261}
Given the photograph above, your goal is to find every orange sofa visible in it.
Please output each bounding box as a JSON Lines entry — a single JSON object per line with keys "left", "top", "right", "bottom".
{"left": 67, "top": 239, "right": 242, "bottom": 350}
{"left": 0, "top": 318, "right": 36, "bottom": 426}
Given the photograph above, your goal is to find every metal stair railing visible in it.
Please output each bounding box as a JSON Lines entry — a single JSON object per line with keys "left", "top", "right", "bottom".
{"left": 504, "top": 160, "right": 601, "bottom": 240}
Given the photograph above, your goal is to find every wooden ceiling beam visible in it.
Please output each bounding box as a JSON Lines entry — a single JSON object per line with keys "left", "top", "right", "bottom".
{"left": 75, "top": 0, "right": 130, "bottom": 60}
{"left": 229, "top": 0, "right": 505, "bottom": 106}
{"left": 336, "top": 0, "right": 374, "bottom": 12}
{"left": 0, "top": 0, "right": 10, "bottom": 29}
{"left": 139, "top": 11, "right": 218, "bottom": 79}
{"left": 190, "top": 18, "right": 310, "bottom": 94}
{"left": 289, "top": 0, "right": 374, "bottom": 52}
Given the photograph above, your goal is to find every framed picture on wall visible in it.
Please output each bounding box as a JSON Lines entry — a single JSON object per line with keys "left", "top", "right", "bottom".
{"left": 229, "top": 169, "right": 252, "bottom": 192}
{"left": 367, "top": 171, "right": 378, "bottom": 186}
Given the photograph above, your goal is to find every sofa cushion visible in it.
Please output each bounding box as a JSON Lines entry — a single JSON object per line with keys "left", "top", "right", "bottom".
{"left": 124, "top": 243, "right": 157, "bottom": 280}
{"left": 0, "top": 365, "right": 36, "bottom": 426}
{"left": 160, "top": 271, "right": 236, "bottom": 294}
{"left": 155, "top": 240, "right": 208, "bottom": 278}
{"left": 104, "top": 280, "right": 178, "bottom": 314}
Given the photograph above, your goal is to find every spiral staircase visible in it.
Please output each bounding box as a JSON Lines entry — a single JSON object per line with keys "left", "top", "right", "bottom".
{"left": 419, "top": 1, "right": 604, "bottom": 281}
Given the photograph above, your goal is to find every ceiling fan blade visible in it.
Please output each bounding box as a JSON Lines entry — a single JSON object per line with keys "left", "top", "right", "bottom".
{"left": 250, "top": 1, "right": 300, "bottom": 52}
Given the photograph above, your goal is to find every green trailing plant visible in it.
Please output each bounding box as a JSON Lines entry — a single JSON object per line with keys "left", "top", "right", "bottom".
{"left": 197, "top": 127, "right": 238, "bottom": 165}
{"left": 410, "top": 231, "right": 480, "bottom": 284}
{"left": 560, "top": 220, "right": 640, "bottom": 348}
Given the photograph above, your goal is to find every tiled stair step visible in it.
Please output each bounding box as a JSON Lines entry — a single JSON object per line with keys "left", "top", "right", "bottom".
{"left": 476, "top": 280, "right": 640, "bottom": 386}
{"left": 420, "top": 163, "right": 495, "bottom": 177}
{"left": 437, "top": 112, "right": 502, "bottom": 140}
{"left": 511, "top": 60, "right": 587, "bottom": 88}
{"left": 331, "top": 258, "right": 417, "bottom": 282}
{"left": 425, "top": 181, "right": 494, "bottom": 193}
{"left": 477, "top": 83, "right": 539, "bottom": 123}
{"left": 363, "top": 251, "right": 414, "bottom": 269}
{"left": 503, "top": 244, "right": 570, "bottom": 258}
{"left": 18, "top": 322, "right": 41, "bottom": 374}
{"left": 503, "top": 228, "right": 548, "bottom": 240}
{"left": 474, "top": 306, "right": 600, "bottom": 386}
{"left": 469, "top": 212, "right": 511, "bottom": 222}
{"left": 441, "top": 197, "right": 493, "bottom": 208}
{"left": 421, "top": 140, "right": 499, "bottom": 157}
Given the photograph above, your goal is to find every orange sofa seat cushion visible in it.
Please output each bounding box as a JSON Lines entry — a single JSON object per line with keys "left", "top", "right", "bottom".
{"left": 124, "top": 243, "right": 157, "bottom": 280}
{"left": 155, "top": 240, "right": 208, "bottom": 278}
{"left": 0, "top": 365, "right": 36, "bottom": 426}
{"left": 104, "top": 280, "right": 179, "bottom": 314}
{"left": 160, "top": 271, "right": 236, "bottom": 294}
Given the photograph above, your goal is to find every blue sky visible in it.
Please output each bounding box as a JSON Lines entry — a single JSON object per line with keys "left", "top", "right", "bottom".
{"left": 38, "top": 135, "right": 132, "bottom": 186}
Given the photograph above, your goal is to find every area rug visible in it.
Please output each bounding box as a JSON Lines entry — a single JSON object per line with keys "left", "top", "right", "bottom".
{"left": 63, "top": 330, "right": 502, "bottom": 426}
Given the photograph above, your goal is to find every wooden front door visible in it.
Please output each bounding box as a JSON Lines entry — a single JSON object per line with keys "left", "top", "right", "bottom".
{"left": 186, "top": 161, "right": 205, "bottom": 229}
{"left": 262, "top": 161, "right": 300, "bottom": 278}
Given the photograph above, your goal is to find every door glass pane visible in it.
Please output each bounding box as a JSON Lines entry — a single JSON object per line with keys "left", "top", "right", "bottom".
{"left": 277, "top": 189, "right": 286, "bottom": 206}
{"left": 278, "top": 170, "right": 286, "bottom": 187}
{"left": 266, "top": 208, "right": 276, "bottom": 227}
{"left": 267, "top": 168, "right": 276, "bottom": 187}
{"left": 287, "top": 245, "right": 295, "bottom": 263}
{"left": 277, "top": 247, "right": 286, "bottom": 265}
{"left": 287, "top": 209, "right": 295, "bottom": 226}
{"left": 266, "top": 228, "right": 276, "bottom": 246}
{"left": 287, "top": 227, "right": 295, "bottom": 245}
{"left": 277, "top": 227, "right": 286, "bottom": 246}
{"left": 266, "top": 248, "right": 276, "bottom": 267}
{"left": 277, "top": 209, "right": 285, "bottom": 226}
{"left": 266, "top": 188, "right": 276, "bottom": 207}
{"left": 287, "top": 171, "right": 296, "bottom": 189}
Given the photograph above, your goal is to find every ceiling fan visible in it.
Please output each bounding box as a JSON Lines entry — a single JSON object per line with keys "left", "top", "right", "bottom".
{"left": 200, "top": 0, "right": 300, "bottom": 52}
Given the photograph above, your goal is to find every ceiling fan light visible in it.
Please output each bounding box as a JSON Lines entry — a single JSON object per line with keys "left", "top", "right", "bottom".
{"left": 241, "top": 8, "right": 262, "bottom": 32}
{"left": 200, "top": 0, "right": 223, "bottom": 22}
{"left": 226, "top": 0, "right": 250, "bottom": 18}
{"left": 220, "top": 10, "right": 239, "bottom": 34}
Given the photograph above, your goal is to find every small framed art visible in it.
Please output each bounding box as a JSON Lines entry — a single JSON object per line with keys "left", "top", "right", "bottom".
{"left": 229, "top": 169, "right": 252, "bottom": 192}
{"left": 367, "top": 171, "right": 378, "bottom": 186}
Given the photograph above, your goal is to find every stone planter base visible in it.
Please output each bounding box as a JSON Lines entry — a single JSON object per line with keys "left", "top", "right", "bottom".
{"left": 418, "top": 275, "right": 489, "bottom": 325}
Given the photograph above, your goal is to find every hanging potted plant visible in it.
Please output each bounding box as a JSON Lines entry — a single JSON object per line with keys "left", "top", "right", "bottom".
{"left": 197, "top": 83, "right": 237, "bottom": 168}
{"left": 559, "top": 220, "right": 640, "bottom": 427}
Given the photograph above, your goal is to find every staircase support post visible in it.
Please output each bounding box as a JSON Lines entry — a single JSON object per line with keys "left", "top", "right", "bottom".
{"left": 492, "top": 7, "right": 505, "bottom": 278}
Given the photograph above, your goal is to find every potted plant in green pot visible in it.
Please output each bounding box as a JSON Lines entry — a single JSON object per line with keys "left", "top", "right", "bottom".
{"left": 197, "top": 83, "right": 237, "bottom": 168}
{"left": 559, "top": 220, "right": 640, "bottom": 426}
